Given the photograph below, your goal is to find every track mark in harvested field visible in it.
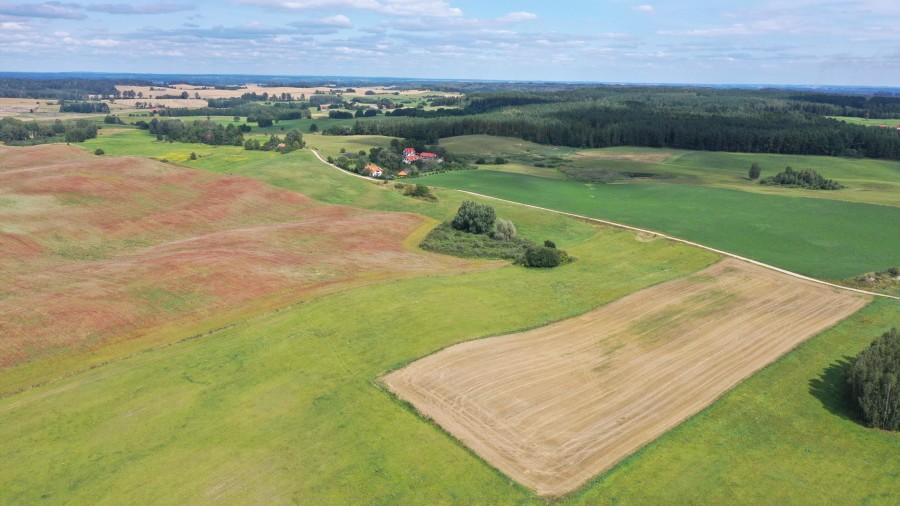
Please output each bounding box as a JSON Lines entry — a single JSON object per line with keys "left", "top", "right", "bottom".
{"left": 384, "top": 259, "right": 870, "bottom": 497}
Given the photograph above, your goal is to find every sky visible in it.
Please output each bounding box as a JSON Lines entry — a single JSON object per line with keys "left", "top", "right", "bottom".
{"left": 0, "top": 0, "right": 898, "bottom": 85}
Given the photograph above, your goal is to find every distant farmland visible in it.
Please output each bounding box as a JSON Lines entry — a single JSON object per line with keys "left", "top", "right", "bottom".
{"left": 385, "top": 259, "right": 870, "bottom": 497}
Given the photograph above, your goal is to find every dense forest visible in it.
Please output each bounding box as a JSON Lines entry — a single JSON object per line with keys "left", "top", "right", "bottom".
{"left": 0, "top": 77, "right": 145, "bottom": 100}
{"left": 0, "top": 117, "right": 98, "bottom": 144}
{"left": 334, "top": 87, "right": 900, "bottom": 160}
{"left": 142, "top": 118, "right": 244, "bottom": 146}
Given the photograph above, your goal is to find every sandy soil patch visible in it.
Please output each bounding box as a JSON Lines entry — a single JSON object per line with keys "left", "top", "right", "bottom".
{"left": 384, "top": 259, "right": 869, "bottom": 497}
{"left": 0, "top": 145, "right": 477, "bottom": 368}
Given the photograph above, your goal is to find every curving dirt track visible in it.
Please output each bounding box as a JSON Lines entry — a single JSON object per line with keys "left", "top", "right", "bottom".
{"left": 384, "top": 258, "right": 870, "bottom": 497}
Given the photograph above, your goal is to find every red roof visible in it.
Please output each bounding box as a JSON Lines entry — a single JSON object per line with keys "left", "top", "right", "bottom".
{"left": 403, "top": 148, "right": 416, "bottom": 155}
{"left": 420, "top": 152, "right": 437, "bottom": 158}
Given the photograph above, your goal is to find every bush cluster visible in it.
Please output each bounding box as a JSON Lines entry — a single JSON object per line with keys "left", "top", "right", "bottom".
{"left": 760, "top": 166, "right": 842, "bottom": 190}
{"left": 422, "top": 201, "right": 571, "bottom": 268}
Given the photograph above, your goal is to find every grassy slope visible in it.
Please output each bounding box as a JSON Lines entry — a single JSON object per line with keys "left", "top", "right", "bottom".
{"left": 440, "top": 135, "right": 900, "bottom": 207}
{"left": 421, "top": 170, "right": 900, "bottom": 280}
{"left": 35, "top": 132, "right": 894, "bottom": 503}
{"left": 0, "top": 209, "right": 715, "bottom": 505}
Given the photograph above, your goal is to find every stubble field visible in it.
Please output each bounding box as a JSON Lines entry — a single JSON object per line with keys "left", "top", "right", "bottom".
{"left": 385, "top": 258, "right": 870, "bottom": 497}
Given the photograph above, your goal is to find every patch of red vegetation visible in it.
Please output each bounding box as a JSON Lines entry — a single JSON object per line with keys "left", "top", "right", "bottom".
{"left": 0, "top": 233, "right": 43, "bottom": 258}
{"left": 0, "top": 145, "right": 475, "bottom": 369}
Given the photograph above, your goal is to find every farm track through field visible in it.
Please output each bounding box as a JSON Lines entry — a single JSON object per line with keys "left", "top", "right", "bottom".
{"left": 384, "top": 259, "right": 871, "bottom": 497}
{"left": 308, "top": 147, "right": 899, "bottom": 301}
{"left": 456, "top": 191, "right": 900, "bottom": 301}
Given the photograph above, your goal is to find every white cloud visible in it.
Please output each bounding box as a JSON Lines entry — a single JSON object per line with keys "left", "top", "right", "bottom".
{"left": 85, "top": 38, "right": 120, "bottom": 47}
{"left": 320, "top": 14, "right": 351, "bottom": 27}
{"left": 0, "top": 2, "right": 85, "bottom": 20}
{"left": 86, "top": 3, "right": 196, "bottom": 15}
{"left": 497, "top": 11, "right": 537, "bottom": 23}
{"left": 234, "top": 0, "right": 463, "bottom": 17}
{"left": 1, "top": 21, "right": 29, "bottom": 30}
{"left": 632, "top": 5, "right": 654, "bottom": 14}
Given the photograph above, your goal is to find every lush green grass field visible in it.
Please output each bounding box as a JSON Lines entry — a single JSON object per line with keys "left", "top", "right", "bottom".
{"left": 58, "top": 133, "right": 898, "bottom": 503}
{"left": 830, "top": 116, "right": 900, "bottom": 127}
{"left": 658, "top": 150, "right": 900, "bottom": 206}
{"left": 422, "top": 169, "right": 900, "bottom": 280}
{"left": 440, "top": 135, "right": 900, "bottom": 207}
{"left": 0, "top": 204, "right": 716, "bottom": 504}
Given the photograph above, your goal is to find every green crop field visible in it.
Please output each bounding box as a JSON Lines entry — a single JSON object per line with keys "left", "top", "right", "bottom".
{"left": 829, "top": 115, "right": 900, "bottom": 128}
{"left": 439, "top": 135, "right": 900, "bottom": 207}
{"left": 422, "top": 169, "right": 900, "bottom": 280}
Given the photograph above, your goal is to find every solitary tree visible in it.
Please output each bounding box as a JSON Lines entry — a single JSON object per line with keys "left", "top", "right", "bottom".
{"left": 749, "top": 162, "right": 761, "bottom": 180}
{"left": 846, "top": 327, "right": 899, "bottom": 431}
{"left": 494, "top": 219, "right": 517, "bottom": 241}
{"left": 451, "top": 200, "right": 496, "bottom": 234}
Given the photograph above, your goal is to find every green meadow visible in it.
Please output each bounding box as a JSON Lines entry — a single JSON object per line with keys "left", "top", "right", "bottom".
{"left": 439, "top": 135, "right": 900, "bottom": 207}
{"left": 0, "top": 182, "right": 717, "bottom": 504}
{"left": 0, "top": 130, "right": 886, "bottom": 503}
{"left": 422, "top": 169, "right": 900, "bottom": 280}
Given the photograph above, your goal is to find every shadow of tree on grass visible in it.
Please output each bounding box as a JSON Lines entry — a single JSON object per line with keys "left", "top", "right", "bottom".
{"left": 808, "top": 357, "right": 860, "bottom": 423}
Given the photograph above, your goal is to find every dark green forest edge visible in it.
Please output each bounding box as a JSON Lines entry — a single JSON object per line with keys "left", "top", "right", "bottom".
{"left": 344, "top": 87, "right": 900, "bottom": 160}
{"left": 5, "top": 77, "right": 900, "bottom": 160}
{"left": 846, "top": 327, "right": 900, "bottom": 431}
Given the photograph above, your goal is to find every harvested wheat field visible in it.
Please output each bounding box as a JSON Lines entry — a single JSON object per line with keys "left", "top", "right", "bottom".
{"left": 0, "top": 145, "right": 477, "bottom": 371}
{"left": 384, "top": 258, "right": 870, "bottom": 497}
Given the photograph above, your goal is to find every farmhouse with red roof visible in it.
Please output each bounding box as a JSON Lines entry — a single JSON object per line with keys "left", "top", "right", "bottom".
{"left": 403, "top": 148, "right": 443, "bottom": 164}
{"left": 363, "top": 164, "right": 383, "bottom": 177}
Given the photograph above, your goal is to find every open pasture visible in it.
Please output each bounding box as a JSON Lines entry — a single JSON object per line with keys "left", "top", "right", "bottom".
{"left": 0, "top": 144, "right": 476, "bottom": 382}
{"left": 0, "top": 203, "right": 716, "bottom": 505}
{"left": 385, "top": 258, "right": 870, "bottom": 497}
{"left": 422, "top": 169, "right": 900, "bottom": 280}
{"left": 440, "top": 135, "right": 900, "bottom": 206}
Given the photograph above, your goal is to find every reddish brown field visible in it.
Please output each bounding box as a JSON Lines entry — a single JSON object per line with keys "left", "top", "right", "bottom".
{"left": 0, "top": 145, "right": 475, "bottom": 370}
{"left": 384, "top": 259, "right": 870, "bottom": 497}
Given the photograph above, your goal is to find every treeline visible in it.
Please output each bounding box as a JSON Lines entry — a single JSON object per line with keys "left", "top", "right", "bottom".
{"left": 159, "top": 102, "right": 310, "bottom": 121}
{"left": 457, "top": 86, "right": 900, "bottom": 119}
{"left": 348, "top": 101, "right": 900, "bottom": 159}
{"left": 0, "top": 117, "right": 98, "bottom": 144}
{"left": 0, "top": 77, "right": 143, "bottom": 100}
{"left": 59, "top": 101, "right": 110, "bottom": 113}
{"left": 142, "top": 118, "right": 244, "bottom": 146}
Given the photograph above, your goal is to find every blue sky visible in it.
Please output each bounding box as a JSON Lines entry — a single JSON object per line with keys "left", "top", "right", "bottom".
{"left": 0, "top": 0, "right": 898, "bottom": 85}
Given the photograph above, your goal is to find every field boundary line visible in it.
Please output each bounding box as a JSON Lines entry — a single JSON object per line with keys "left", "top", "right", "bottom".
{"left": 454, "top": 190, "right": 899, "bottom": 301}
{"left": 305, "top": 147, "right": 897, "bottom": 300}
